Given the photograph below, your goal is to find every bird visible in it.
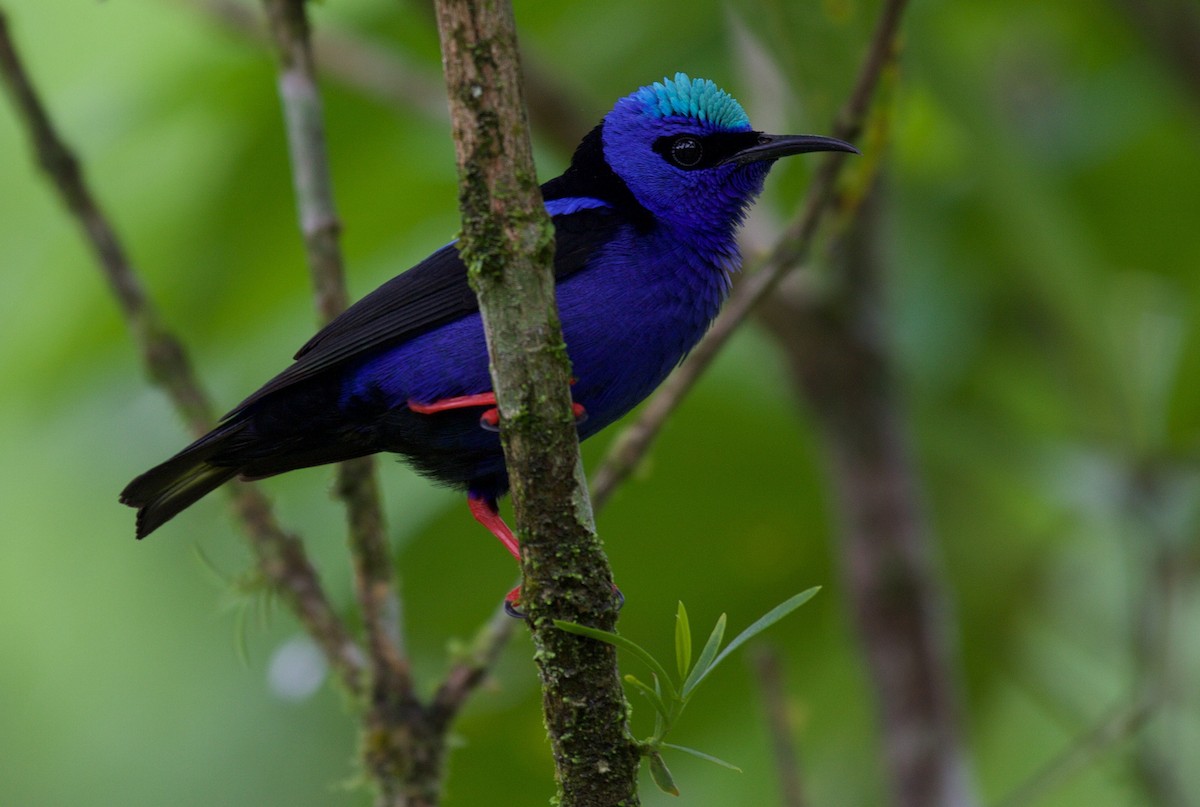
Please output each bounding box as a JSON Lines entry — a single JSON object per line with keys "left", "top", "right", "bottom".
{"left": 121, "top": 73, "right": 857, "bottom": 610}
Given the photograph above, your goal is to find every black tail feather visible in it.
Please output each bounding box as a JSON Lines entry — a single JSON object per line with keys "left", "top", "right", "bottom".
{"left": 120, "top": 423, "right": 246, "bottom": 539}
{"left": 121, "top": 406, "right": 380, "bottom": 538}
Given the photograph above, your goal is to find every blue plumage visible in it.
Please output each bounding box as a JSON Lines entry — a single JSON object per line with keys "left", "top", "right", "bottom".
{"left": 122, "top": 75, "right": 856, "bottom": 593}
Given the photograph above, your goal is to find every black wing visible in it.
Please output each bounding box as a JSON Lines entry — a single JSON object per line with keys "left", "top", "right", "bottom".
{"left": 227, "top": 206, "right": 624, "bottom": 416}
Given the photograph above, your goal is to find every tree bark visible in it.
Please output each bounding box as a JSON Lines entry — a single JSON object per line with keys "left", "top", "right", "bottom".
{"left": 432, "top": 2, "right": 640, "bottom": 804}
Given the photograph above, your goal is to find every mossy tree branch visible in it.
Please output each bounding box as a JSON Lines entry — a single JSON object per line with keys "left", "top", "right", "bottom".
{"left": 432, "top": 1, "right": 639, "bottom": 805}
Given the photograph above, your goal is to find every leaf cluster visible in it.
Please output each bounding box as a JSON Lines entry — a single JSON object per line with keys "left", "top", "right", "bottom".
{"left": 556, "top": 587, "right": 819, "bottom": 794}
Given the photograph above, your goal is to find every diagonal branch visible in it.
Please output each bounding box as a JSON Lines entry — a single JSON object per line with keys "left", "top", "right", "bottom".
{"left": 761, "top": 181, "right": 978, "bottom": 807}
{"left": 751, "top": 646, "right": 809, "bottom": 807}
{"left": 190, "top": 0, "right": 448, "bottom": 121}
{"left": 258, "top": 0, "right": 407, "bottom": 694}
{"left": 0, "top": 5, "right": 363, "bottom": 695}
{"left": 188, "top": 0, "right": 589, "bottom": 154}
{"left": 591, "top": 0, "right": 910, "bottom": 511}
{"left": 1111, "top": 0, "right": 1200, "bottom": 107}
{"left": 430, "top": 604, "right": 516, "bottom": 721}
{"left": 995, "top": 691, "right": 1156, "bottom": 807}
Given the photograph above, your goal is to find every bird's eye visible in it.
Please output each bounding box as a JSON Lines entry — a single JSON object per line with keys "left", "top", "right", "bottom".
{"left": 670, "top": 136, "right": 703, "bottom": 168}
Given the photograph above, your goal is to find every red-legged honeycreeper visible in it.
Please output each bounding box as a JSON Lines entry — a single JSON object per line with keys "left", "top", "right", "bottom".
{"left": 121, "top": 74, "right": 858, "bottom": 607}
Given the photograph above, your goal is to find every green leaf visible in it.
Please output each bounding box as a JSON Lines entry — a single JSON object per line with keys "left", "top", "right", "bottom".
{"left": 190, "top": 543, "right": 232, "bottom": 588}
{"left": 233, "top": 604, "right": 251, "bottom": 668}
{"left": 648, "top": 751, "right": 680, "bottom": 796}
{"left": 662, "top": 742, "right": 743, "bottom": 772}
{"left": 681, "top": 613, "right": 726, "bottom": 698}
{"left": 554, "top": 620, "right": 678, "bottom": 701}
{"left": 624, "top": 674, "right": 670, "bottom": 721}
{"left": 652, "top": 674, "right": 666, "bottom": 739}
{"left": 689, "top": 587, "right": 820, "bottom": 695}
{"left": 675, "top": 601, "right": 692, "bottom": 681}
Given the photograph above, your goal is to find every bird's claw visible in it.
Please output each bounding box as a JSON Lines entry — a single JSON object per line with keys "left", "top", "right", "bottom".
{"left": 480, "top": 402, "right": 586, "bottom": 433}
{"left": 502, "top": 583, "right": 624, "bottom": 620}
{"left": 412, "top": 394, "right": 584, "bottom": 433}
{"left": 480, "top": 408, "right": 501, "bottom": 432}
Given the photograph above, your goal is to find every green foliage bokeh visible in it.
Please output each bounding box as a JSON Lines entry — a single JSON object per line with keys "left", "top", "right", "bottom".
{"left": 2, "top": 1, "right": 1198, "bottom": 805}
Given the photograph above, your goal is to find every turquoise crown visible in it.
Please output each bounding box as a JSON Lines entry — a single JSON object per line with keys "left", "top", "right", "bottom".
{"left": 635, "top": 73, "right": 750, "bottom": 130}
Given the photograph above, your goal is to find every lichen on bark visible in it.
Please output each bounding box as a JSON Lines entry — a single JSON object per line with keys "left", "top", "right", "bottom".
{"left": 432, "top": 1, "right": 640, "bottom": 805}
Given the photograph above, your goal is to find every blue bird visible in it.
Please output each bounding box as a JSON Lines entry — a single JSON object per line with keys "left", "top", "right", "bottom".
{"left": 121, "top": 74, "right": 857, "bottom": 608}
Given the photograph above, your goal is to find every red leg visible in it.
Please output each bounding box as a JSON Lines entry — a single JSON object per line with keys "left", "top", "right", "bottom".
{"left": 408, "top": 392, "right": 497, "bottom": 415}
{"left": 467, "top": 493, "right": 520, "bottom": 560}
{"left": 468, "top": 493, "right": 527, "bottom": 614}
{"left": 468, "top": 492, "right": 622, "bottom": 617}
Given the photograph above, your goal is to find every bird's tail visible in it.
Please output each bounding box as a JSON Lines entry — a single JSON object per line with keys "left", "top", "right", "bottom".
{"left": 120, "top": 423, "right": 246, "bottom": 539}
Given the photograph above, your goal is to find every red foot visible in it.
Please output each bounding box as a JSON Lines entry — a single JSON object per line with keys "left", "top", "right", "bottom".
{"left": 411, "top": 390, "right": 587, "bottom": 432}
{"left": 478, "top": 402, "right": 586, "bottom": 432}
{"left": 470, "top": 492, "right": 624, "bottom": 618}
{"left": 469, "top": 493, "right": 528, "bottom": 616}
{"left": 480, "top": 408, "right": 500, "bottom": 430}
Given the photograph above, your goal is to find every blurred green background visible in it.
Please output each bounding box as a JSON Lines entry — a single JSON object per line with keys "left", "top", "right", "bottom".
{"left": 2, "top": 0, "right": 1198, "bottom": 804}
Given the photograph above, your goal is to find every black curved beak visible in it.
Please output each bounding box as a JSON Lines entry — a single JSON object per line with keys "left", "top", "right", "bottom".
{"left": 721, "top": 133, "right": 860, "bottom": 166}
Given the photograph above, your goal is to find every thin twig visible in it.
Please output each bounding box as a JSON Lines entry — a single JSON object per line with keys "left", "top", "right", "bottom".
{"left": 762, "top": 177, "right": 977, "bottom": 807}
{"left": 0, "top": 5, "right": 363, "bottom": 695}
{"left": 431, "top": 604, "right": 517, "bottom": 720}
{"left": 591, "top": 0, "right": 911, "bottom": 511}
{"left": 994, "top": 691, "right": 1157, "bottom": 807}
{"left": 189, "top": 0, "right": 448, "bottom": 122}
{"left": 188, "top": 0, "right": 589, "bottom": 153}
{"left": 1125, "top": 466, "right": 1191, "bottom": 806}
{"left": 258, "top": 0, "right": 407, "bottom": 692}
{"left": 1111, "top": 0, "right": 1200, "bottom": 107}
{"left": 750, "top": 647, "right": 808, "bottom": 807}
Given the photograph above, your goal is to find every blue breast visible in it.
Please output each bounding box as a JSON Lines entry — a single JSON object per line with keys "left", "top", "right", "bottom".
{"left": 342, "top": 218, "right": 736, "bottom": 444}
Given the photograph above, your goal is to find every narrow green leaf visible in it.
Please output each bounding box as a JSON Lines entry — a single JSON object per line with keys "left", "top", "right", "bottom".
{"left": 554, "top": 620, "right": 678, "bottom": 701}
{"left": 681, "top": 613, "right": 726, "bottom": 698}
{"left": 625, "top": 674, "right": 670, "bottom": 721}
{"left": 649, "top": 751, "right": 680, "bottom": 796}
{"left": 662, "top": 742, "right": 743, "bottom": 772}
{"left": 190, "top": 543, "right": 232, "bottom": 587}
{"left": 652, "top": 674, "right": 666, "bottom": 739}
{"left": 233, "top": 604, "right": 251, "bottom": 667}
{"left": 674, "top": 601, "right": 692, "bottom": 681}
{"left": 688, "top": 587, "right": 820, "bottom": 695}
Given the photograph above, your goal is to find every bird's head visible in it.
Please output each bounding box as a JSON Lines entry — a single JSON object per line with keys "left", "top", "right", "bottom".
{"left": 598, "top": 73, "right": 857, "bottom": 235}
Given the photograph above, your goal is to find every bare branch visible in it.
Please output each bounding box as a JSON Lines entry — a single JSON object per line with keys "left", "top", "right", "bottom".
{"left": 431, "top": 604, "right": 516, "bottom": 720}
{"left": 760, "top": 182, "right": 977, "bottom": 807}
{"left": 0, "top": 6, "right": 363, "bottom": 695}
{"left": 1125, "top": 466, "right": 1192, "bottom": 806}
{"left": 591, "top": 0, "right": 911, "bottom": 511}
{"left": 432, "top": 1, "right": 639, "bottom": 804}
{"left": 188, "top": 0, "right": 589, "bottom": 153}
{"left": 190, "top": 0, "right": 449, "bottom": 121}
{"left": 1111, "top": 0, "right": 1200, "bottom": 107}
{"left": 258, "top": 0, "right": 406, "bottom": 693}
{"left": 751, "top": 647, "right": 809, "bottom": 807}
{"left": 995, "top": 692, "right": 1156, "bottom": 807}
